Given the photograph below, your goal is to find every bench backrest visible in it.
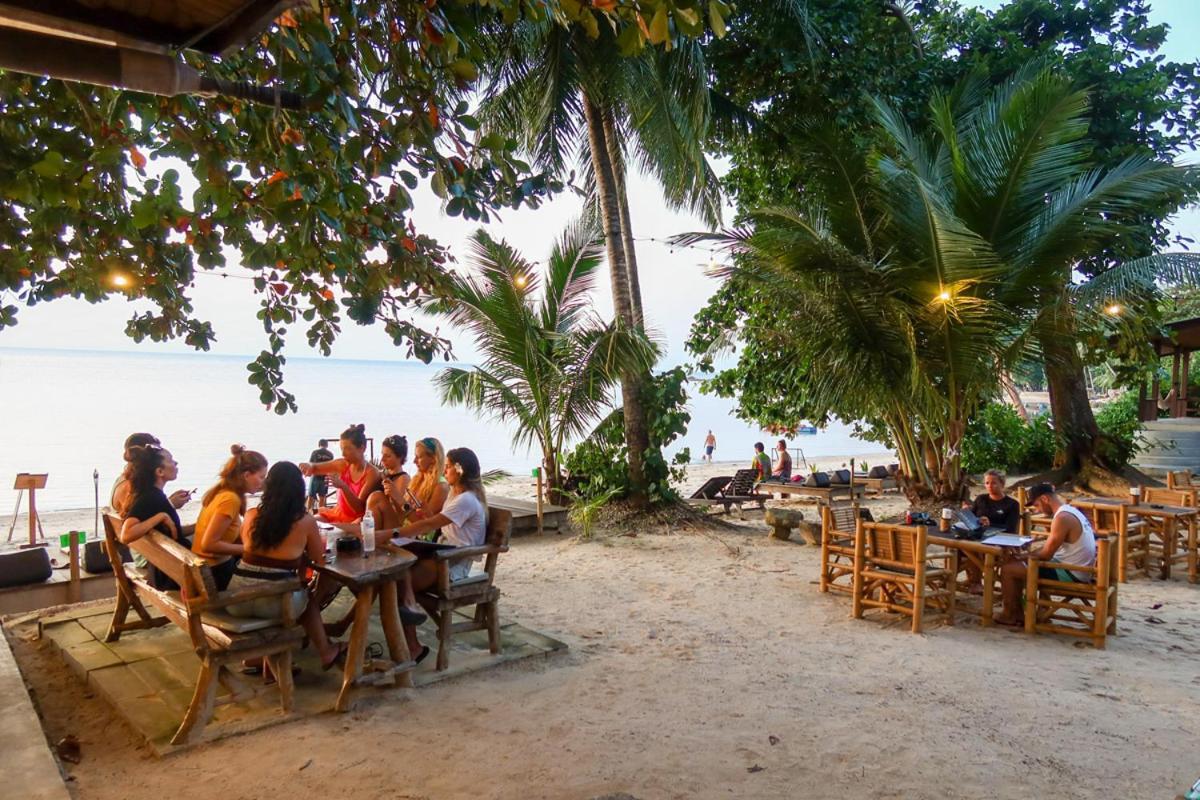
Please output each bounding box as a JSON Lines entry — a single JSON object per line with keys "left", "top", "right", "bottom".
{"left": 1141, "top": 486, "right": 1195, "bottom": 508}
{"left": 1167, "top": 470, "right": 1194, "bottom": 490}
{"left": 482, "top": 507, "right": 514, "bottom": 578}
{"left": 103, "top": 512, "right": 217, "bottom": 607}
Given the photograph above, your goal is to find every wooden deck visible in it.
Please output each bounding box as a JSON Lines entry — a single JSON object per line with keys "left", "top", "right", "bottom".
{"left": 488, "top": 496, "right": 568, "bottom": 535}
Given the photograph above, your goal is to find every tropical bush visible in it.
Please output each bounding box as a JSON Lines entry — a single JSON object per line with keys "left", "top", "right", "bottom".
{"left": 1095, "top": 392, "right": 1145, "bottom": 469}
{"left": 961, "top": 403, "right": 1031, "bottom": 475}
{"left": 562, "top": 367, "right": 691, "bottom": 504}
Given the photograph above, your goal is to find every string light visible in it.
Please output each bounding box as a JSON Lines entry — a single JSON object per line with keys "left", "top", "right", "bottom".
{"left": 936, "top": 290, "right": 952, "bottom": 302}
{"left": 1105, "top": 303, "right": 1122, "bottom": 316}
{"left": 513, "top": 273, "right": 528, "bottom": 288}
{"left": 109, "top": 272, "right": 131, "bottom": 288}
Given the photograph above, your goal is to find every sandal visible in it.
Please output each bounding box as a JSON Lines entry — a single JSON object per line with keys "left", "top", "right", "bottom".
{"left": 399, "top": 605, "right": 427, "bottom": 626}
{"left": 415, "top": 644, "right": 431, "bottom": 665}
{"left": 321, "top": 641, "right": 350, "bottom": 671}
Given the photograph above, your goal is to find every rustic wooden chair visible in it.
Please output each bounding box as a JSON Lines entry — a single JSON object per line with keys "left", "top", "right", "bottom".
{"left": 1081, "top": 503, "right": 1148, "bottom": 583}
{"left": 1139, "top": 486, "right": 1197, "bottom": 579}
{"left": 1024, "top": 534, "right": 1118, "bottom": 649}
{"left": 819, "top": 504, "right": 872, "bottom": 595}
{"left": 416, "top": 507, "right": 513, "bottom": 671}
{"left": 851, "top": 521, "right": 956, "bottom": 633}
{"left": 102, "top": 514, "right": 304, "bottom": 745}
{"left": 1166, "top": 470, "right": 1195, "bottom": 494}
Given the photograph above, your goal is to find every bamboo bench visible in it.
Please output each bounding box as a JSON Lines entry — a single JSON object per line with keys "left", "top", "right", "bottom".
{"left": 102, "top": 514, "right": 304, "bottom": 745}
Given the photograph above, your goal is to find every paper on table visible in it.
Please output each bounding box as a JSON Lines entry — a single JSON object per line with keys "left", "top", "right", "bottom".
{"left": 980, "top": 534, "right": 1033, "bottom": 548}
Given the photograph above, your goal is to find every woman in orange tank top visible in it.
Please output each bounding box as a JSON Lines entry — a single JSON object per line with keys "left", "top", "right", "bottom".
{"left": 299, "top": 424, "right": 380, "bottom": 523}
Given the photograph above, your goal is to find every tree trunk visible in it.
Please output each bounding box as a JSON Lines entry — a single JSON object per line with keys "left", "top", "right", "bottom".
{"left": 584, "top": 94, "right": 650, "bottom": 507}
{"left": 1041, "top": 328, "right": 1110, "bottom": 473}
{"left": 1000, "top": 371, "right": 1029, "bottom": 422}
{"left": 602, "top": 108, "right": 645, "bottom": 328}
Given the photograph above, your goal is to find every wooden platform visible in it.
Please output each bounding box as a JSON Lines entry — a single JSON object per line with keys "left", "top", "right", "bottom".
{"left": 759, "top": 482, "right": 866, "bottom": 503}
{"left": 488, "top": 496, "right": 567, "bottom": 535}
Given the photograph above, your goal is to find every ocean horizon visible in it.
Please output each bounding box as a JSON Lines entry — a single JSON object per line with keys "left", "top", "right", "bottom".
{"left": 0, "top": 346, "right": 888, "bottom": 512}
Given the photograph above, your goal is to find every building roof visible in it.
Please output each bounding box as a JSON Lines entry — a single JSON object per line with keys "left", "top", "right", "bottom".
{"left": 1152, "top": 316, "right": 1200, "bottom": 356}
{"left": 0, "top": 0, "right": 299, "bottom": 56}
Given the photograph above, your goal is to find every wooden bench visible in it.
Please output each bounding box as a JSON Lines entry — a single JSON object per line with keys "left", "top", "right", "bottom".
{"left": 416, "top": 508, "right": 513, "bottom": 671}
{"left": 102, "top": 514, "right": 304, "bottom": 745}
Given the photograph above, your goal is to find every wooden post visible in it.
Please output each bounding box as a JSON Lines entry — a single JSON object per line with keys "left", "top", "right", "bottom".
{"left": 1183, "top": 351, "right": 1191, "bottom": 416}
{"left": 1172, "top": 350, "right": 1182, "bottom": 417}
{"left": 535, "top": 467, "right": 545, "bottom": 536}
{"left": 850, "top": 458, "right": 858, "bottom": 513}
{"left": 68, "top": 531, "right": 81, "bottom": 603}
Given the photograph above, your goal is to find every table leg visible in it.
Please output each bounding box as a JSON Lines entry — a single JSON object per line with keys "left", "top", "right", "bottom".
{"left": 379, "top": 579, "right": 414, "bottom": 688}
{"left": 981, "top": 553, "right": 995, "bottom": 628}
{"left": 1188, "top": 516, "right": 1198, "bottom": 584}
{"left": 1162, "top": 518, "right": 1176, "bottom": 580}
{"left": 335, "top": 586, "right": 374, "bottom": 713}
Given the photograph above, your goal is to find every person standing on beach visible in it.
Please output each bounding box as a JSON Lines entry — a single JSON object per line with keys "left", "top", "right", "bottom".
{"left": 703, "top": 430, "right": 716, "bottom": 464}
{"left": 306, "top": 438, "right": 334, "bottom": 512}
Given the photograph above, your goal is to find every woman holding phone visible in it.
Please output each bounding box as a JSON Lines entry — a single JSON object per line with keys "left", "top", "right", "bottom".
{"left": 111, "top": 432, "right": 192, "bottom": 514}
{"left": 299, "top": 424, "right": 380, "bottom": 524}
{"left": 119, "top": 444, "right": 191, "bottom": 590}
{"left": 192, "top": 445, "right": 268, "bottom": 591}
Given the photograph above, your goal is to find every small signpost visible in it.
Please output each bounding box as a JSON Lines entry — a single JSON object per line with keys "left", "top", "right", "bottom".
{"left": 7, "top": 473, "right": 48, "bottom": 546}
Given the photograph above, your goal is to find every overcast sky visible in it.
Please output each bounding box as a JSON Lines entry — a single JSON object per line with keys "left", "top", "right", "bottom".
{"left": 2, "top": 0, "right": 1197, "bottom": 371}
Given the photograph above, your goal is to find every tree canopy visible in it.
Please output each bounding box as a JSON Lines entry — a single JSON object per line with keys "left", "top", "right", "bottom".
{"left": 0, "top": 0, "right": 726, "bottom": 412}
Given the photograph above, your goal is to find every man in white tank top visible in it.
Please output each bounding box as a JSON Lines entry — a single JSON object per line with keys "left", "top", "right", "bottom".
{"left": 996, "top": 483, "right": 1097, "bottom": 626}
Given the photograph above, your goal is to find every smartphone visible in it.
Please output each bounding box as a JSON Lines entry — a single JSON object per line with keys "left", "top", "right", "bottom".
{"left": 405, "top": 488, "right": 423, "bottom": 509}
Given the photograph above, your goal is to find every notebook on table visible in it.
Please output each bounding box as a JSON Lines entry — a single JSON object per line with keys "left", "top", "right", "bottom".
{"left": 980, "top": 534, "right": 1033, "bottom": 548}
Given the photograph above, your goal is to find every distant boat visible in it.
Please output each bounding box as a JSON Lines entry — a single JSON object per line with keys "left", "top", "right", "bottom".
{"left": 797, "top": 424, "right": 817, "bottom": 435}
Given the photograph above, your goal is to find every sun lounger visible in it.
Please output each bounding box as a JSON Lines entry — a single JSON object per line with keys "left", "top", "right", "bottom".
{"left": 689, "top": 470, "right": 771, "bottom": 514}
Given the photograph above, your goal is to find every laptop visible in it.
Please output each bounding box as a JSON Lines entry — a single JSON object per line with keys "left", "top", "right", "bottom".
{"left": 952, "top": 509, "right": 988, "bottom": 540}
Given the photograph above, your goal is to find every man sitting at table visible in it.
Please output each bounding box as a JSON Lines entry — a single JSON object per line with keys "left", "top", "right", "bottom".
{"left": 963, "top": 469, "right": 1021, "bottom": 533}
{"left": 996, "top": 483, "right": 1097, "bottom": 626}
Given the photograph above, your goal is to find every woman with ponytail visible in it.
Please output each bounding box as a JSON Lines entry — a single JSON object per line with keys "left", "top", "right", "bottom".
{"left": 192, "top": 445, "right": 268, "bottom": 591}
{"left": 119, "top": 444, "right": 189, "bottom": 590}
{"left": 299, "top": 424, "right": 380, "bottom": 524}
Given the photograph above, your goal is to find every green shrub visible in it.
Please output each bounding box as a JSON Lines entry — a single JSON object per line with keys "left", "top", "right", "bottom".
{"left": 562, "top": 367, "right": 691, "bottom": 504}
{"left": 1095, "top": 391, "right": 1145, "bottom": 468}
{"left": 962, "top": 403, "right": 1058, "bottom": 474}
{"left": 961, "top": 403, "right": 1030, "bottom": 475}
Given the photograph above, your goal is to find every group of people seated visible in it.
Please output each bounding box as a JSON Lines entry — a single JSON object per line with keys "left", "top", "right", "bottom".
{"left": 109, "top": 424, "right": 490, "bottom": 673}
{"left": 961, "top": 470, "right": 1097, "bottom": 627}
{"left": 752, "top": 440, "right": 792, "bottom": 482}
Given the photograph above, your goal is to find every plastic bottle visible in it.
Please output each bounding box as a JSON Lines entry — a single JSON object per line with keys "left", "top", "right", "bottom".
{"left": 361, "top": 513, "right": 376, "bottom": 555}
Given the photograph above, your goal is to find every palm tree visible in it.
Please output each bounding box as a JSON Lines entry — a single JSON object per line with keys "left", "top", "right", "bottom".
{"left": 679, "top": 118, "right": 1016, "bottom": 501}
{"left": 477, "top": 20, "right": 725, "bottom": 506}
{"left": 433, "top": 220, "right": 658, "bottom": 501}
{"left": 907, "top": 65, "right": 1200, "bottom": 485}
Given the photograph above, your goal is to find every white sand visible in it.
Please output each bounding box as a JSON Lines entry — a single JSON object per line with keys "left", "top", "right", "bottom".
{"left": 7, "top": 460, "right": 1200, "bottom": 798}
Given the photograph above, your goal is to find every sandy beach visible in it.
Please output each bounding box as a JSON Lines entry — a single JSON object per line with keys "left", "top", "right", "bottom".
{"left": 4, "top": 454, "right": 1199, "bottom": 799}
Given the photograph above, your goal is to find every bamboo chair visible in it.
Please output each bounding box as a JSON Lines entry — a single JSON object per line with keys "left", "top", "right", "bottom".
{"left": 416, "top": 508, "right": 512, "bottom": 671}
{"left": 1081, "top": 503, "right": 1148, "bottom": 583}
{"left": 1139, "top": 486, "right": 1198, "bottom": 580}
{"left": 851, "top": 521, "right": 956, "bottom": 633}
{"left": 1166, "top": 470, "right": 1196, "bottom": 495}
{"left": 1024, "top": 534, "right": 1118, "bottom": 649}
{"left": 818, "top": 504, "right": 872, "bottom": 595}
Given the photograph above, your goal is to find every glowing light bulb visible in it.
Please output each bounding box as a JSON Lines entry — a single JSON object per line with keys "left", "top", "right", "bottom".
{"left": 936, "top": 290, "right": 951, "bottom": 302}
{"left": 514, "top": 274, "right": 527, "bottom": 288}
{"left": 111, "top": 273, "right": 130, "bottom": 288}
{"left": 1105, "top": 304, "right": 1122, "bottom": 316}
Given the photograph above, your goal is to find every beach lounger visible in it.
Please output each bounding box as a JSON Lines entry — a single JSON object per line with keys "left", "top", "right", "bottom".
{"left": 689, "top": 471, "right": 771, "bottom": 514}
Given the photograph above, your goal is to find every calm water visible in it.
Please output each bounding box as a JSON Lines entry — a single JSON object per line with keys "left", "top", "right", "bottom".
{"left": 0, "top": 348, "right": 883, "bottom": 511}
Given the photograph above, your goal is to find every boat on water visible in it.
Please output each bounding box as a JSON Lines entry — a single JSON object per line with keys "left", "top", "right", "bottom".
{"left": 797, "top": 424, "right": 818, "bottom": 435}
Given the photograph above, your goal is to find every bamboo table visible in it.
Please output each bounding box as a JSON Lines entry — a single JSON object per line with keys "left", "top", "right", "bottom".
{"left": 927, "top": 532, "right": 1030, "bottom": 627}
{"left": 315, "top": 547, "right": 417, "bottom": 711}
{"left": 1068, "top": 497, "right": 1198, "bottom": 583}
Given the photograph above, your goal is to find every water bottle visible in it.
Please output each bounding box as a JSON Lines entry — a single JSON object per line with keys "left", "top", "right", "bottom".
{"left": 361, "top": 513, "right": 376, "bottom": 556}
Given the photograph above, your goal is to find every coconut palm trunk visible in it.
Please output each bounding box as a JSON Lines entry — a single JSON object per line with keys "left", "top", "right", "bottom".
{"left": 584, "top": 94, "right": 651, "bottom": 506}
{"left": 1041, "top": 327, "right": 1108, "bottom": 473}
{"left": 602, "top": 108, "right": 646, "bottom": 328}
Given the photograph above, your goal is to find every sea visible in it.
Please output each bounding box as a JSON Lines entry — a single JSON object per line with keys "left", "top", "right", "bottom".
{"left": 0, "top": 347, "right": 886, "bottom": 512}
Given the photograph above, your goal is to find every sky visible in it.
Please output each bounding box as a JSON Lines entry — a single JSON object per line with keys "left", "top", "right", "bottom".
{"left": 1, "top": 0, "right": 1198, "bottom": 372}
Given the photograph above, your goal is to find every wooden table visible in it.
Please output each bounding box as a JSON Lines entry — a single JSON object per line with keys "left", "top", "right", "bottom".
{"left": 1069, "top": 497, "right": 1198, "bottom": 583}
{"left": 315, "top": 547, "right": 417, "bottom": 711}
{"left": 760, "top": 481, "right": 865, "bottom": 503}
{"left": 928, "top": 532, "right": 1030, "bottom": 627}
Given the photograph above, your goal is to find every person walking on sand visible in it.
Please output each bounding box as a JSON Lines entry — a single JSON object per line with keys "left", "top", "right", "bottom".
{"left": 306, "top": 438, "right": 334, "bottom": 512}
{"left": 703, "top": 430, "right": 716, "bottom": 464}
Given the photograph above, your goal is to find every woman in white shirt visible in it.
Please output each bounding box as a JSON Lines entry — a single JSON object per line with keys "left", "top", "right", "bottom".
{"left": 385, "top": 447, "right": 488, "bottom": 663}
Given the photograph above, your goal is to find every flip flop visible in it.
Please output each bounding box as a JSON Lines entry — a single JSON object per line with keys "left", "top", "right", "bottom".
{"left": 399, "top": 605, "right": 427, "bottom": 626}
{"left": 321, "top": 641, "right": 350, "bottom": 671}
{"left": 415, "top": 644, "right": 431, "bottom": 665}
